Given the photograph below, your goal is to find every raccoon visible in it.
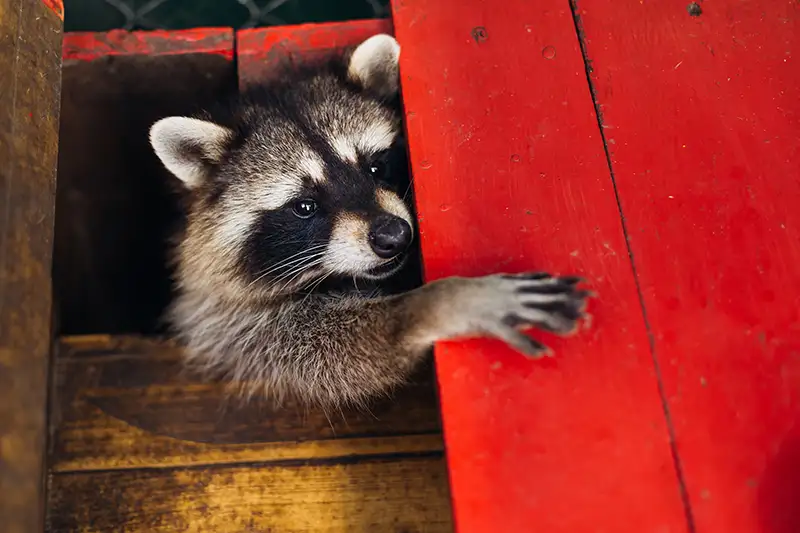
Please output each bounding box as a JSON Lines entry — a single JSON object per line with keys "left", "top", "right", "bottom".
{"left": 149, "top": 34, "right": 592, "bottom": 409}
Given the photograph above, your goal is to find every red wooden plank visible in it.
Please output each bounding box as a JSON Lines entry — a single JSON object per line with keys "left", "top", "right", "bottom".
{"left": 391, "top": 1, "right": 690, "bottom": 531}
{"left": 41, "top": 0, "right": 63, "bottom": 20}
{"left": 575, "top": 1, "right": 800, "bottom": 531}
{"left": 237, "top": 19, "right": 392, "bottom": 90}
{"left": 62, "top": 28, "right": 234, "bottom": 62}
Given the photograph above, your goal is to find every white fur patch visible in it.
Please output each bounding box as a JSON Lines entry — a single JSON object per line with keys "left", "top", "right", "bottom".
{"left": 331, "top": 122, "right": 397, "bottom": 163}
{"left": 356, "top": 122, "right": 396, "bottom": 155}
{"left": 331, "top": 137, "right": 358, "bottom": 163}
{"left": 324, "top": 213, "right": 382, "bottom": 274}
{"left": 254, "top": 176, "right": 304, "bottom": 211}
{"left": 348, "top": 34, "right": 401, "bottom": 98}
{"left": 299, "top": 152, "right": 327, "bottom": 184}
{"left": 215, "top": 209, "right": 258, "bottom": 250}
{"left": 149, "top": 116, "right": 233, "bottom": 189}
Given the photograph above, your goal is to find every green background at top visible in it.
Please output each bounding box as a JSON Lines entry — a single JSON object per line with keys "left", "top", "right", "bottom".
{"left": 63, "top": 0, "right": 390, "bottom": 32}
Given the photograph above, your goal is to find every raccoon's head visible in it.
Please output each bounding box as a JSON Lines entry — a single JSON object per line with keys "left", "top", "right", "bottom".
{"left": 149, "top": 35, "right": 414, "bottom": 299}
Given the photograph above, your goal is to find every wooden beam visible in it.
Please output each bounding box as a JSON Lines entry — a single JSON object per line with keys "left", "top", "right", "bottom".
{"left": 237, "top": 19, "right": 392, "bottom": 90}
{"left": 47, "top": 455, "right": 452, "bottom": 532}
{"left": 62, "top": 28, "right": 234, "bottom": 62}
{"left": 0, "top": 1, "right": 63, "bottom": 532}
{"left": 50, "top": 336, "right": 443, "bottom": 473}
{"left": 575, "top": 0, "right": 800, "bottom": 531}
{"left": 390, "top": 0, "right": 691, "bottom": 530}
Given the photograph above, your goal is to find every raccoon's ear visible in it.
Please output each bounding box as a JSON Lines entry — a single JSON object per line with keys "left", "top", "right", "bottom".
{"left": 347, "top": 34, "right": 401, "bottom": 99}
{"left": 149, "top": 116, "right": 234, "bottom": 189}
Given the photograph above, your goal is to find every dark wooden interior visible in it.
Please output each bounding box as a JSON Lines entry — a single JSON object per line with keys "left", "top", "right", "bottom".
{"left": 54, "top": 52, "right": 236, "bottom": 335}
{"left": 46, "top": 26, "right": 452, "bottom": 532}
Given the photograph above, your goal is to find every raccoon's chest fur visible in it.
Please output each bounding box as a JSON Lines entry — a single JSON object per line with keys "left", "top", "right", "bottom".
{"left": 166, "top": 266, "right": 415, "bottom": 407}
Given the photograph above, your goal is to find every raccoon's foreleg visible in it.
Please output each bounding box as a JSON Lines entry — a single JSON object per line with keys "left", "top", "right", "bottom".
{"left": 395, "top": 272, "right": 590, "bottom": 357}
{"left": 278, "top": 272, "right": 590, "bottom": 406}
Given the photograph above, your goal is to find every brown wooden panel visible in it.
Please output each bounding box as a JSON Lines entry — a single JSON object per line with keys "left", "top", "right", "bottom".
{"left": 47, "top": 455, "right": 452, "bottom": 533}
{"left": 54, "top": 40, "right": 236, "bottom": 335}
{"left": 50, "top": 336, "right": 443, "bottom": 471}
{"left": 0, "top": 1, "right": 62, "bottom": 532}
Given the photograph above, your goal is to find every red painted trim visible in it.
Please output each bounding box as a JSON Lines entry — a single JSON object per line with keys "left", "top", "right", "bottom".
{"left": 237, "top": 19, "right": 392, "bottom": 89}
{"left": 577, "top": 0, "right": 800, "bottom": 532}
{"left": 41, "top": 0, "right": 64, "bottom": 20}
{"left": 62, "top": 28, "right": 235, "bottom": 62}
{"left": 391, "top": 0, "right": 691, "bottom": 531}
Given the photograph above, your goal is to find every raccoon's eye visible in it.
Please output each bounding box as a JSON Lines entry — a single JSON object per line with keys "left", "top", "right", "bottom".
{"left": 368, "top": 160, "right": 386, "bottom": 176}
{"left": 292, "top": 199, "right": 318, "bottom": 219}
{"left": 367, "top": 156, "right": 389, "bottom": 180}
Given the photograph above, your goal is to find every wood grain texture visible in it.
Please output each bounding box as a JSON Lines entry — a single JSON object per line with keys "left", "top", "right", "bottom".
{"left": 575, "top": 1, "right": 800, "bottom": 531}
{"left": 0, "top": 1, "right": 62, "bottom": 532}
{"left": 237, "top": 19, "right": 392, "bottom": 90}
{"left": 47, "top": 455, "right": 452, "bottom": 533}
{"left": 50, "top": 336, "right": 443, "bottom": 472}
{"left": 390, "top": 0, "right": 690, "bottom": 531}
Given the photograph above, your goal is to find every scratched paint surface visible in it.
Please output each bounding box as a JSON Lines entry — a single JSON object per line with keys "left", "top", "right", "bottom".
{"left": 62, "top": 28, "right": 235, "bottom": 61}
{"left": 41, "top": 0, "right": 64, "bottom": 20}
{"left": 237, "top": 19, "right": 392, "bottom": 89}
{"left": 576, "top": 0, "right": 800, "bottom": 531}
{"left": 391, "top": 1, "right": 689, "bottom": 531}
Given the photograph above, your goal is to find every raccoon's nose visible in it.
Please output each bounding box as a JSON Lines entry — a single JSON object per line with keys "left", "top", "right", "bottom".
{"left": 368, "top": 216, "right": 412, "bottom": 259}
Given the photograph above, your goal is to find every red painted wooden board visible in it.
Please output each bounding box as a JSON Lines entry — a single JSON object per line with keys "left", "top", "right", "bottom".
{"left": 237, "top": 19, "right": 392, "bottom": 90}
{"left": 41, "top": 0, "right": 64, "bottom": 20}
{"left": 575, "top": 1, "right": 800, "bottom": 532}
{"left": 62, "top": 28, "right": 234, "bottom": 62}
{"left": 391, "top": 1, "right": 690, "bottom": 531}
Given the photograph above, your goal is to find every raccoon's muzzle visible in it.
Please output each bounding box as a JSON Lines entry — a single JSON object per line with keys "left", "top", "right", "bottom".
{"left": 368, "top": 215, "right": 412, "bottom": 259}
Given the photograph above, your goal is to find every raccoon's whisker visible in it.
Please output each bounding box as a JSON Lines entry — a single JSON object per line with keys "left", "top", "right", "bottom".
{"left": 280, "top": 265, "right": 327, "bottom": 293}
{"left": 303, "top": 271, "right": 330, "bottom": 295}
{"left": 262, "top": 243, "right": 327, "bottom": 267}
{"left": 269, "top": 258, "right": 327, "bottom": 293}
{"left": 402, "top": 181, "right": 414, "bottom": 202}
{"left": 251, "top": 244, "right": 328, "bottom": 278}
{"left": 300, "top": 270, "right": 335, "bottom": 305}
{"left": 270, "top": 256, "right": 326, "bottom": 285}
{"left": 255, "top": 252, "right": 326, "bottom": 282}
{"left": 247, "top": 249, "right": 328, "bottom": 289}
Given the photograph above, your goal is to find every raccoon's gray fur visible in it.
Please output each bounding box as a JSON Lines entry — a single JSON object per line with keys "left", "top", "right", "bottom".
{"left": 149, "top": 34, "right": 592, "bottom": 409}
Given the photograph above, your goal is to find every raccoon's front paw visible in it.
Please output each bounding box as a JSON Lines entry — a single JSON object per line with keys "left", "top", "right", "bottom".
{"left": 456, "top": 272, "right": 593, "bottom": 357}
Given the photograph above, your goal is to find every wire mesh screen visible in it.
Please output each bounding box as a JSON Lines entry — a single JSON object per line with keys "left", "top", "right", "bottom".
{"left": 63, "top": 0, "right": 390, "bottom": 32}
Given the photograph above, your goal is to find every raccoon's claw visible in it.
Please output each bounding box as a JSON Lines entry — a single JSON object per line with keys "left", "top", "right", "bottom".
{"left": 493, "top": 325, "right": 554, "bottom": 358}
{"left": 513, "top": 273, "right": 591, "bottom": 334}
{"left": 468, "top": 271, "right": 593, "bottom": 358}
{"left": 502, "top": 272, "right": 585, "bottom": 285}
